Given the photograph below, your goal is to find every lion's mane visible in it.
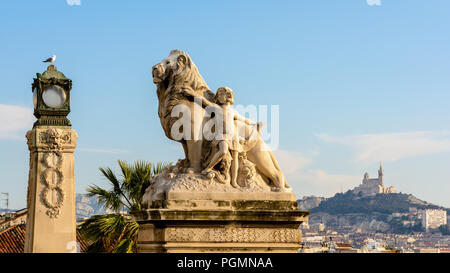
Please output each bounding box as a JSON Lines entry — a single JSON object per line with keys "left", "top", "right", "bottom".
{"left": 169, "top": 50, "right": 210, "bottom": 93}
{"left": 156, "top": 50, "right": 214, "bottom": 141}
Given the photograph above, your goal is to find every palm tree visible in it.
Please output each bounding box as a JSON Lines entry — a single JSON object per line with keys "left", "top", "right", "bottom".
{"left": 78, "top": 160, "right": 168, "bottom": 253}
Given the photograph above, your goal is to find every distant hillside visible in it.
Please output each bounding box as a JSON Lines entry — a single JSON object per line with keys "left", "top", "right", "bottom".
{"left": 1, "top": 194, "right": 114, "bottom": 221}
{"left": 304, "top": 191, "right": 449, "bottom": 215}
{"left": 75, "top": 193, "right": 114, "bottom": 220}
{"left": 299, "top": 191, "right": 449, "bottom": 234}
{"left": 298, "top": 196, "right": 325, "bottom": 210}
{"left": 0, "top": 209, "right": 16, "bottom": 214}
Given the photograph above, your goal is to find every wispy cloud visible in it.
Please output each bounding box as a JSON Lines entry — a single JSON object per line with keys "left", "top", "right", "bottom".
{"left": 273, "top": 149, "right": 359, "bottom": 197}
{"left": 78, "top": 148, "right": 131, "bottom": 154}
{"left": 66, "top": 0, "right": 81, "bottom": 6}
{"left": 316, "top": 131, "right": 450, "bottom": 164}
{"left": 0, "top": 104, "right": 35, "bottom": 140}
{"left": 273, "top": 149, "right": 312, "bottom": 175}
{"left": 292, "top": 169, "right": 361, "bottom": 197}
{"left": 366, "top": 0, "right": 381, "bottom": 6}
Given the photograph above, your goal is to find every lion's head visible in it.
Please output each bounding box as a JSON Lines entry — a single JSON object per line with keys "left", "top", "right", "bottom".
{"left": 152, "top": 49, "right": 210, "bottom": 94}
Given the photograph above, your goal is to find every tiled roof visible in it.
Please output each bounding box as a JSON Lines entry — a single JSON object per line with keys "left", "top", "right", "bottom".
{"left": 0, "top": 224, "right": 25, "bottom": 253}
{"left": 336, "top": 243, "right": 353, "bottom": 248}
{"left": 0, "top": 224, "right": 89, "bottom": 253}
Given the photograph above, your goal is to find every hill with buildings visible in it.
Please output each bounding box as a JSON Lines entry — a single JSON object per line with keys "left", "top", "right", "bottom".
{"left": 298, "top": 164, "right": 449, "bottom": 234}
{"left": 300, "top": 191, "right": 448, "bottom": 234}
{"left": 308, "top": 191, "right": 448, "bottom": 215}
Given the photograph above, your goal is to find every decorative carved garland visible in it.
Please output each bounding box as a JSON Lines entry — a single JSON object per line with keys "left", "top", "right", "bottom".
{"left": 40, "top": 152, "right": 65, "bottom": 218}
{"left": 38, "top": 129, "right": 70, "bottom": 218}
{"left": 165, "top": 227, "right": 300, "bottom": 243}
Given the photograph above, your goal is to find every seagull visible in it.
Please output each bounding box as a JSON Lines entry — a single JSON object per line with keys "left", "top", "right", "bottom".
{"left": 43, "top": 55, "right": 56, "bottom": 64}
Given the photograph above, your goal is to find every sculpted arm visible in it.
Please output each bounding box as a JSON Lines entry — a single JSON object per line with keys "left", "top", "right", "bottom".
{"left": 182, "top": 88, "right": 215, "bottom": 108}
{"left": 234, "top": 113, "right": 264, "bottom": 132}
{"left": 234, "top": 113, "right": 257, "bottom": 125}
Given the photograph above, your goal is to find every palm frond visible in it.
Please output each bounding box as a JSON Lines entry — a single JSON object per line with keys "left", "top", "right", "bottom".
{"left": 152, "top": 162, "right": 169, "bottom": 176}
{"left": 81, "top": 160, "right": 170, "bottom": 252}
{"left": 98, "top": 167, "right": 121, "bottom": 193}
{"left": 123, "top": 219, "right": 140, "bottom": 239}
{"left": 78, "top": 214, "right": 121, "bottom": 240}
{"left": 86, "top": 185, "right": 125, "bottom": 211}
{"left": 78, "top": 214, "right": 140, "bottom": 253}
{"left": 97, "top": 214, "right": 127, "bottom": 238}
{"left": 98, "top": 164, "right": 134, "bottom": 210}
{"left": 85, "top": 240, "right": 107, "bottom": 253}
{"left": 113, "top": 239, "right": 135, "bottom": 253}
{"left": 118, "top": 160, "right": 132, "bottom": 185}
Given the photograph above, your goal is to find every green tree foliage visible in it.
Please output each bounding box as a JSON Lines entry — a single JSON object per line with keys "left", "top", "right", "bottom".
{"left": 439, "top": 224, "right": 450, "bottom": 235}
{"left": 388, "top": 218, "right": 424, "bottom": 234}
{"left": 78, "top": 160, "right": 168, "bottom": 253}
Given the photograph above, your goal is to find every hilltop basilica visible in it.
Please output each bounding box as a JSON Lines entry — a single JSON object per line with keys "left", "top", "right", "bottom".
{"left": 352, "top": 163, "right": 395, "bottom": 197}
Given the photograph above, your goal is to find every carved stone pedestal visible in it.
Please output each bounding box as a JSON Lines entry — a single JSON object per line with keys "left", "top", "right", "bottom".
{"left": 133, "top": 193, "right": 309, "bottom": 253}
{"left": 24, "top": 127, "right": 78, "bottom": 253}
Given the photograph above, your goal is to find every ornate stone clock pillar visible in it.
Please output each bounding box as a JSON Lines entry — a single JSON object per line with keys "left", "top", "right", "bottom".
{"left": 24, "top": 65, "right": 78, "bottom": 253}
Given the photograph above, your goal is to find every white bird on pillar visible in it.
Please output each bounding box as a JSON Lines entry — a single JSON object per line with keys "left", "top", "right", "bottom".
{"left": 43, "top": 55, "right": 56, "bottom": 64}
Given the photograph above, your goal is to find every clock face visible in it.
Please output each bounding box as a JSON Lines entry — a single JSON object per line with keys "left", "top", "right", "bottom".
{"left": 42, "top": 85, "right": 66, "bottom": 108}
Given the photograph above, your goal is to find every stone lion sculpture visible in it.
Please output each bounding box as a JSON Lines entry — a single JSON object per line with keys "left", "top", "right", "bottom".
{"left": 151, "top": 49, "right": 290, "bottom": 191}
{"left": 152, "top": 49, "right": 215, "bottom": 172}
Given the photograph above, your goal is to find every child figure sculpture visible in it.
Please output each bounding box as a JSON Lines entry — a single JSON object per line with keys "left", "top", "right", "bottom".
{"left": 183, "top": 86, "right": 260, "bottom": 188}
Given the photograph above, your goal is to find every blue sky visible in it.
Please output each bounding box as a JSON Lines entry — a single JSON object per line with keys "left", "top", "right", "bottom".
{"left": 0, "top": 0, "right": 449, "bottom": 209}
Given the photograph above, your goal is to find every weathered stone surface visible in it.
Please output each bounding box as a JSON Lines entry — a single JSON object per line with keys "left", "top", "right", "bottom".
{"left": 143, "top": 167, "right": 296, "bottom": 210}
{"left": 134, "top": 209, "right": 309, "bottom": 253}
{"left": 24, "top": 127, "right": 77, "bottom": 253}
{"left": 149, "top": 49, "right": 290, "bottom": 191}
{"left": 135, "top": 50, "right": 310, "bottom": 253}
{"left": 134, "top": 208, "right": 308, "bottom": 222}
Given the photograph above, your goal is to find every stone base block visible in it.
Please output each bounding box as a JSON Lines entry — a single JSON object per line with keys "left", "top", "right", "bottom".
{"left": 133, "top": 207, "right": 310, "bottom": 253}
